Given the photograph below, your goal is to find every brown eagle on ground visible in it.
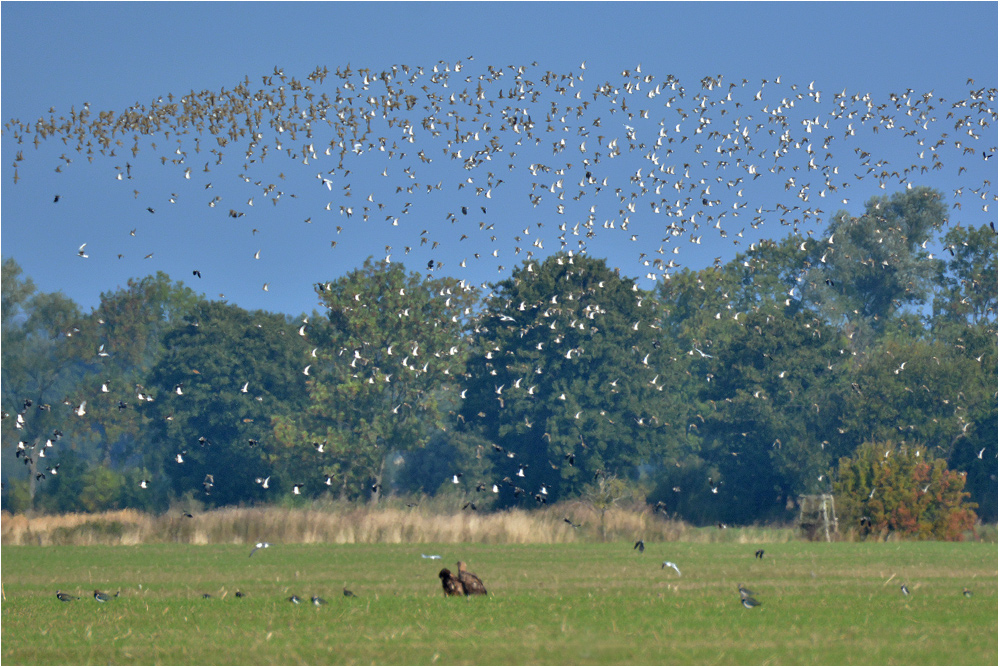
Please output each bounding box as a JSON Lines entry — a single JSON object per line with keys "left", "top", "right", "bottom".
{"left": 438, "top": 568, "right": 464, "bottom": 596}
{"left": 456, "top": 561, "right": 488, "bottom": 596}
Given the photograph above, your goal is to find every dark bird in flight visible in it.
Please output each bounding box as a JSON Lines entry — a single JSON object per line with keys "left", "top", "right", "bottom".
{"left": 755, "top": 549, "right": 764, "bottom": 559}
{"left": 634, "top": 539, "right": 645, "bottom": 553}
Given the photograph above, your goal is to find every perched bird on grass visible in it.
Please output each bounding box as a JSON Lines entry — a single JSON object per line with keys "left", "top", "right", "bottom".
{"left": 900, "top": 584, "right": 910, "bottom": 596}
{"left": 288, "top": 595, "right": 301, "bottom": 604}
{"left": 343, "top": 587, "right": 356, "bottom": 598}
{"left": 738, "top": 583, "right": 756, "bottom": 600}
{"left": 234, "top": 590, "right": 246, "bottom": 598}
{"left": 93, "top": 589, "right": 115, "bottom": 603}
{"left": 56, "top": 590, "right": 78, "bottom": 602}
{"left": 963, "top": 588, "right": 972, "bottom": 598}
{"left": 456, "top": 561, "right": 488, "bottom": 596}
{"left": 439, "top": 568, "right": 464, "bottom": 597}
{"left": 741, "top": 595, "right": 762, "bottom": 609}
{"left": 311, "top": 595, "right": 327, "bottom": 606}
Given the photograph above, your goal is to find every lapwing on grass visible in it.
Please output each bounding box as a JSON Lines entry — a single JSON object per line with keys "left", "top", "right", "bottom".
{"left": 93, "top": 589, "right": 115, "bottom": 603}
{"left": 288, "top": 595, "right": 301, "bottom": 604}
{"left": 56, "top": 590, "right": 79, "bottom": 602}
{"left": 311, "top": 595, "right": 327, "bottom": 606}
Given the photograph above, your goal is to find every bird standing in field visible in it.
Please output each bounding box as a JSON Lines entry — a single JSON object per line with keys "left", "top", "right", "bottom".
{"left": 900, "top": 584, "right": 910, "bottom": 596}
{"left": 288, "top": 595, "right": 302, "bottom": 604}
{"left": 311, "top": 595, "right": 327, "bottom": 606}
{"left": 963, "top": 588, "right": 972, "bottom": 598}
{"left": 343, "top": 587, "right": 356, "bottom": 598}
{"left": 455, "top": 561, "right": 488, "bottom": 596}
{"left": 56, "top": 590, "right": 78, "bottom": 602}
{"left": 93, "top": 589, "right": 115, "bottom": 603}
{"left": 738, "top": 583, "right": 761, "bottom": 608}
{"left": 439, "top": 568, "right": 464, "bottom": 596}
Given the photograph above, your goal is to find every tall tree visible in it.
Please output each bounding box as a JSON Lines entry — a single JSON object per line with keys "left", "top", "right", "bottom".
{"left": 462, "top": 254, "right": 686, "bottom": 506}
{"left": 273, "top": 259, "right": 478, "bottom": 503}
{"left": 141, "top": 301, "right": 310, "bottom": 506}
{"left": 808, "top": 187, "right": 949, "bottom": 342}
{"left": 1, "top": 259, "right": 87, "bottom": 509}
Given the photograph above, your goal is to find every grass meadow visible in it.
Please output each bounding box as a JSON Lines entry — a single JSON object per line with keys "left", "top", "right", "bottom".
{"left": 1, "top": 540, "right": 996, "bottom": 665}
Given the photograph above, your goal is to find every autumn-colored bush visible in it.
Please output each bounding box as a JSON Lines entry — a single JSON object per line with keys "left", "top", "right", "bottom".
{"left": 834, "top": 440, "right": 977, "bottom": 540}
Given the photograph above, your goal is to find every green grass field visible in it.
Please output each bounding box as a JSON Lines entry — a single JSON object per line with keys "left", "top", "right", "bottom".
{"left": 2, "top": 541, "right": 996, "bottom": 665}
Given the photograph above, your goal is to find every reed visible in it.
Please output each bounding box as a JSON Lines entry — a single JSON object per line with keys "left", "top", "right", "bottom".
{"left": 6, "top": 503, "right": 990, "bottom": 547}
{"left": 1, "top": 504, "right": 795, "bottom": 546}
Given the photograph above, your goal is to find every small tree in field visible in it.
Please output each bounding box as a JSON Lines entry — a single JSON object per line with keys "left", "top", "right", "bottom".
{"left": 834, "top": 441, "right": 977, "bottom": 540}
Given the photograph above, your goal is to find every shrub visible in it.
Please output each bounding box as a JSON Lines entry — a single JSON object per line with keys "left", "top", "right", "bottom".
{"left": 834, "top": 440, "right": 977, "bottom": 540}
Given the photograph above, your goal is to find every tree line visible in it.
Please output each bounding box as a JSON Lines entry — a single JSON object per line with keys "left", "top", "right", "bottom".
{"left": 2, "top": 187, "right": 996, "bottom": 528}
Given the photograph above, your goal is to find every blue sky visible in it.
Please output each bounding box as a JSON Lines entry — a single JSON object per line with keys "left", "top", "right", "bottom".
{"left": 2, "top": 1, "right": 996, "bottom": 318}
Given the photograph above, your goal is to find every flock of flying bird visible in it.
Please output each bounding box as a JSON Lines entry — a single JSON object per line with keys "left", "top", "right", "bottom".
{"left": 4, "top": 59, "right": 996, "bottom": 503}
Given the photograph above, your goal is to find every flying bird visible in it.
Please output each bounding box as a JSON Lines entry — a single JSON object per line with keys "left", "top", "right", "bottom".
{"left": 249, "top": 541, "right": 271, "bottom": 557}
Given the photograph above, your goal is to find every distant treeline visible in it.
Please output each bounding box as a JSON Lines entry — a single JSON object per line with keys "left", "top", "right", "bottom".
{"left": 2, "top": 188, "right": 996, "bottom": 526}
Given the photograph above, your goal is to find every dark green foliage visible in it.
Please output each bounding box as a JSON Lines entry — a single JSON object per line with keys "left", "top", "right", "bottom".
{"left": 141, "top": 301, "right": 310, "bottom": 506}
{"left": 1, "top": 187, "right": 996, "bottom": 522}
{"left": 273, "top": 258, "right": 478, "bottom": 503}
{"left": 462, "top": 254, "right": 685, "bottom": 506}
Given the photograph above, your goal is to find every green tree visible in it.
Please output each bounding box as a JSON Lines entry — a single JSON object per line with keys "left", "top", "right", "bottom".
{"left": 141, "top": 300, "right": 310, "bottom": 506}
{"left": 809, "top": 187, "right": 949, "bottom": 342}
{"left": 72, "top": 273, "right": 201, "bottom": 467}
{"left": 932, "top": 223, "right": 998, "bottom": 327}
{"left": 273, "top": 259, "right": 479, "bottom": 504}
{"left": 1, "top": 259, "right": 88, "bottom": 510}
{"left": 463, "top": 254, "right": 685, "bottom": 506}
